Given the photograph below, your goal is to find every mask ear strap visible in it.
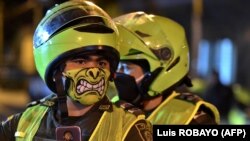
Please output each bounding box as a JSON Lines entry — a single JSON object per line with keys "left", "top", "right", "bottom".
{"left": 54, "top": 69, "right": 68, "bottom": 123}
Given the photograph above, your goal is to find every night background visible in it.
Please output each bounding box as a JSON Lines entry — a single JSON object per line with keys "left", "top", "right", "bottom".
{"left": 1, "top": 0, "right": 250, "bottom": 124}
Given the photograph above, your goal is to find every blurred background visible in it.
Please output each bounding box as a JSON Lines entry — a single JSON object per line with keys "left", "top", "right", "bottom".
{"left": 0, "top": 0, "right": 250, "bottom": 124}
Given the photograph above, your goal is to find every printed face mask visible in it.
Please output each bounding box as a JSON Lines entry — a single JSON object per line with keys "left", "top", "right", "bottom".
{"left": 63, "top": 68, "right": 110, "bottom": 105}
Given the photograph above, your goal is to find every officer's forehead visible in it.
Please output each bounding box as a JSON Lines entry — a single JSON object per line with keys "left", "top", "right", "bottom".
{"left": 71, "top": 54, "right": 108, "bottom": 60}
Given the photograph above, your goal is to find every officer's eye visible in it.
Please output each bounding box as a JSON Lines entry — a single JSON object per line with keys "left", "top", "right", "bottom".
{"left": 98, "top": 60, "right": 108, "bottom": 68}
{"left": 72, "top": 58, "right": 86, "bottom": 64}
{"left": 123, "top": 66, "right": 131, "bottom": 73}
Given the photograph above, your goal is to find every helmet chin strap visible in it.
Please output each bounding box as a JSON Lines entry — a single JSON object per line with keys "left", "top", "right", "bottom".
{"left": 54, "top": 69, "right": 68, "bottom": 124}
{"left": 138, "top": 67, "right": 163, "bottom": 100}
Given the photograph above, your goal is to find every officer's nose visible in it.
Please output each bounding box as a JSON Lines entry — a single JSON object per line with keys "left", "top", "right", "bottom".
{"left": 86, "top": 68, "right": 100, "bottom": 79}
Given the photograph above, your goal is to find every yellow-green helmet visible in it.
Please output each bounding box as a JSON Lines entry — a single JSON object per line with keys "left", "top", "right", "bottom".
{"left": 33, "top": 0, "right": 119, "bottom": 92}
{"left": 114, "top": 11, "right": 189, "bottom": 98}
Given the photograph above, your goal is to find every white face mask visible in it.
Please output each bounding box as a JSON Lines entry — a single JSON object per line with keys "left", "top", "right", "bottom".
{"left": 63, "top": 67, "right": 110, "bottom": 105}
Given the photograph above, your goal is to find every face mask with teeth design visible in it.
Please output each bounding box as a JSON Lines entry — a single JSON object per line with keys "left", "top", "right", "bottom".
{"left": 63, "top": 67, "right": 110, "bottom": 105}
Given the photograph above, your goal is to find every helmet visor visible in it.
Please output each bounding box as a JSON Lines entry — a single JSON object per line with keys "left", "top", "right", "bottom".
{"left": 34, "top": 1, "right": 116, "bottom": 48}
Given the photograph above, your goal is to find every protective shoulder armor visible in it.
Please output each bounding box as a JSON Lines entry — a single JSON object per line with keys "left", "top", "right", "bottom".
{"left": 115, "top": 100, "right": 145, "bottom": 117}
{"left": 175, "top": 92, "right": 202, "bottom": 104}
{"left": 26, "top": 94, "right": 57, "bottom": 107}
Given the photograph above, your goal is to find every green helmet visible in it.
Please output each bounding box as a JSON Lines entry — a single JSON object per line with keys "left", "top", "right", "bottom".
{"left": 114, "top": 11, "right": 189, "bottom": 98}
{"left": 33, "top": 0, "right": 119, "bottom": 92}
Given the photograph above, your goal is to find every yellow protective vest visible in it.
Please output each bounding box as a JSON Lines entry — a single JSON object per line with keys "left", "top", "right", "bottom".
{"left": 147, "top": 91, "right": 220, "bottom": 124}
{"left": 15, "top": 104, "right": 145, "bottom": 141}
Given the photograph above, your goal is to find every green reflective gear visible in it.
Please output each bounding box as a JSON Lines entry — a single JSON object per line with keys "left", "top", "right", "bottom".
{"left": 15, "top": 103, "right": 145, "bottom": 141}
{"left": 15, "top": 105, "right": 49, "bottom": 141}
{"left": 111, "top": 91, "right": 220, "bottom": 124}
{"left": 147, "top": 91, "right": 220, "bottom": 124}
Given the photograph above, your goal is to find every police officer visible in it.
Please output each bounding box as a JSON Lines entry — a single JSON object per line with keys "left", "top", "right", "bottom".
{"left": 0, "top": 2, "right": 152, "bottom": 141}
{"left": 112, "top": 11, "right": 220, "bottom": 125}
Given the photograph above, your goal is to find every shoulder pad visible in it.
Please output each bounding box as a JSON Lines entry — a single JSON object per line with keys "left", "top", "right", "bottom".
{"left": 115, "top": 100, "right": 145, "bottom": 117}
{"left": 26, "top": 94, "right": 57, "bottom": 107}
{"left": 175, "top": 92, "right": 202, "bottom": 104}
